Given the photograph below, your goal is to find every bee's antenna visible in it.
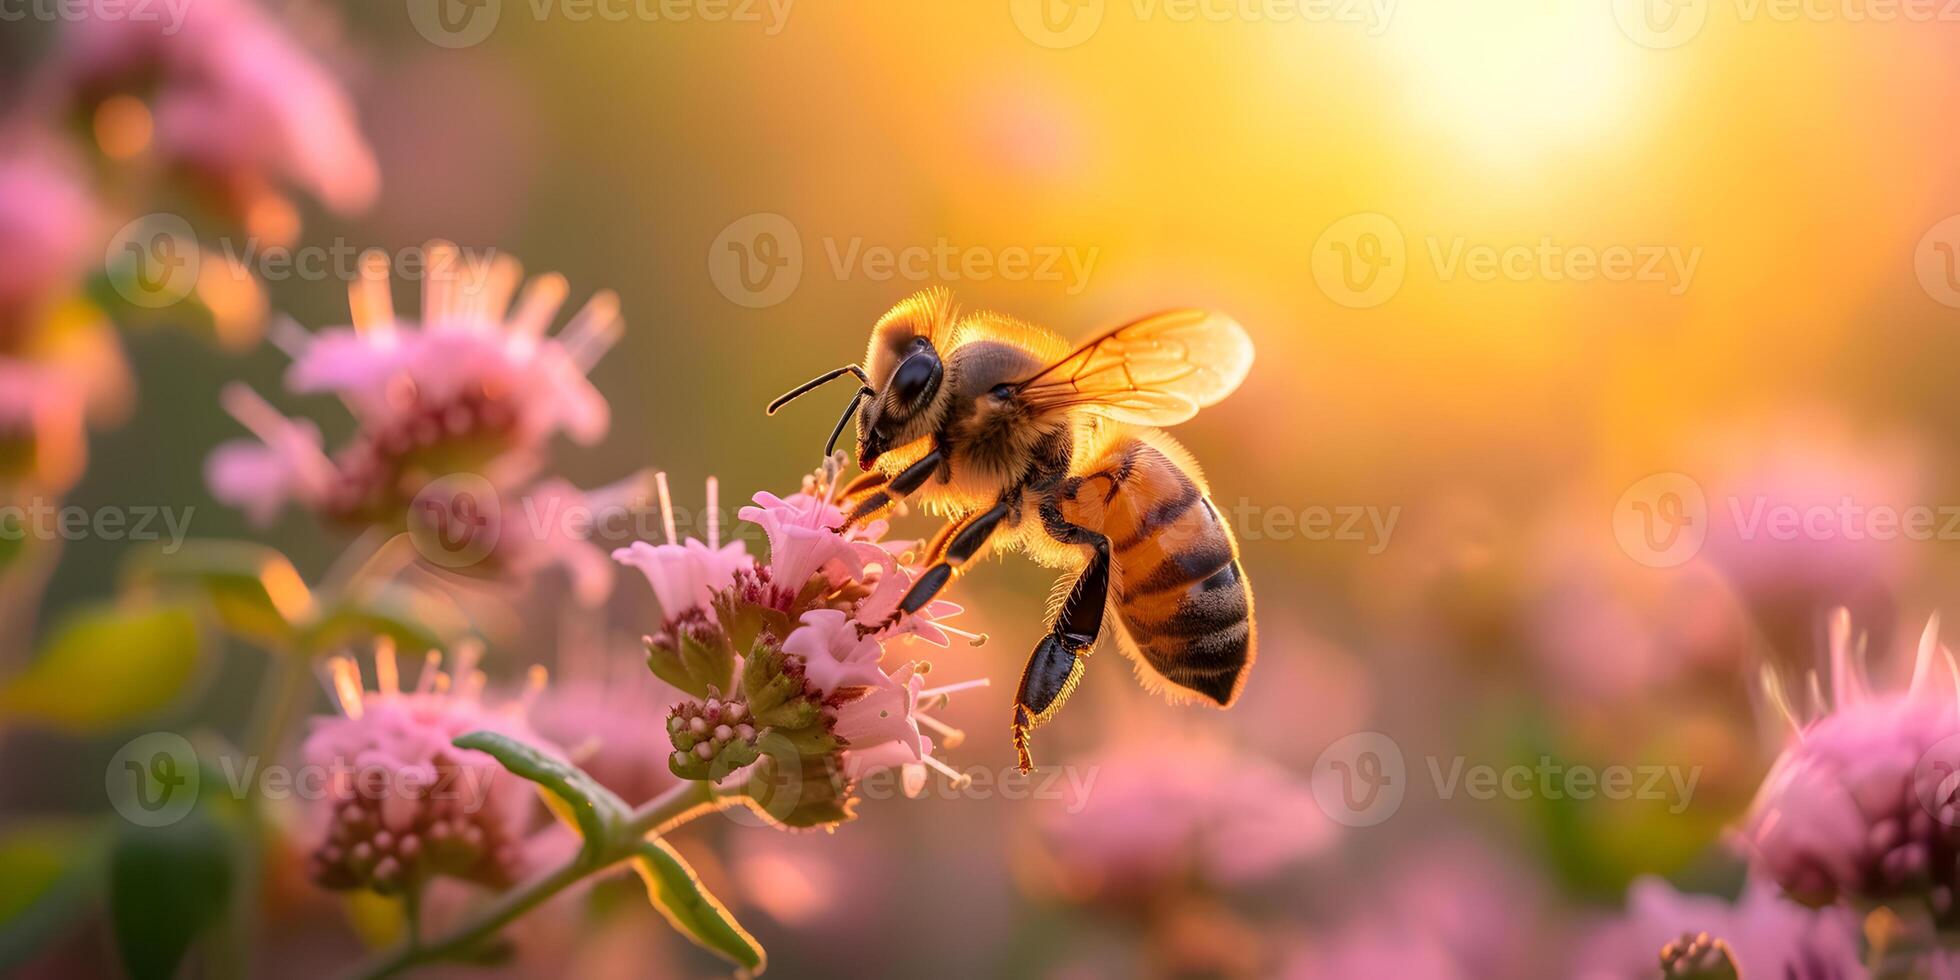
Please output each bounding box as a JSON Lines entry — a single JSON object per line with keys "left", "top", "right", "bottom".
{"left": 767, "top": 364, "right": 869, "bottom": 416}
{"left": 825, "top": 386, "right": 875, "bottom": 458}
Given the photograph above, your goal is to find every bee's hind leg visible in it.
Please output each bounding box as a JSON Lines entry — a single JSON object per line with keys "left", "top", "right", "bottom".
{"left": 1012, "top": 506, "right": 1110, "bottom": 772}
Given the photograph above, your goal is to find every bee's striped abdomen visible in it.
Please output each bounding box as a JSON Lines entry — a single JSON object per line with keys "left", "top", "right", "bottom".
{"left": 1085, "top": 435, "right": 1256, "bottom": 705}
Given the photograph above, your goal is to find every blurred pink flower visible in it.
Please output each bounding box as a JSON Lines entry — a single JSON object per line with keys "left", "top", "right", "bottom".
{"left": 530, "top": 649, "right": 683, "bottom": 807}
{"left": 1574, "top": 876, "right": 1861, "bottom": 979}
{"left": 1694, "top": 415, "right": 1923, "bottom": 657}
{"left": 1524, "top": 494, "right": 1750, "bottom": 704}
{"left": 0, "top": 149, "right": 97, "bottom": 342}
{"left": 1283, "top": 839, "right": 1546, "bottom": 979}
{"left": 0, "top": 357, "right": 88, "bottom": 492}
{"left": 1035, "top": 732, "right": 1333, "bottom": 902}
{"left": 207, "top": 247, "right": 621, "bottom": 527}
{"left": 1743, "top": 609, "right": 1960, "bottom": 915}
{"left": 301, "top": 642, "right": 550, "bottom": 895}
{"left": 40, "top": 0, "right": 376, "bottom": 220}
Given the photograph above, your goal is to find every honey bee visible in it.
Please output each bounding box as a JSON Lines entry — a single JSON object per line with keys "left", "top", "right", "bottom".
{"left": 767, "top": 288, "right": 1257, "bottom": 772}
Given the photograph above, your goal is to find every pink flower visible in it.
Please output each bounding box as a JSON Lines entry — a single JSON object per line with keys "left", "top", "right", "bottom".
{"left": 1574, "top": 876, "right": 1861, "bottom": 979}
{"left": 0, "top": 357, "right": 89, "bottom": 492}
{"left": 737, "top": 484, "right": 967, "bottom": 645}
{"left": 41, "top": 0, "right": 377, "bottom": 221}
{"left": 302, "top": 642, "right": 551, "bottom": 894}
{"left": 782, "top": 608, "right": 890, "bottom": 693}
{"left": 529, "top": 645, "right": 684, "bottom": 806}
{"left": 206, "top": 247, "right": 621, "bottom": 527}
{"left": 764, "top": 608, "right": 974, "bottom": 796}
{"left": 1283, "top": 839, "right": 1545, "bottom": 979}
{"left": 1743, "top": 609, "right": 1960, "bottom": 914}
{"left": 490, "top": 472, "right": 651, "bottom": 607}
{"left": 0, "top": 148, "right": 97, "bottom": 341}
{"left": 1033, "top": 732, "right": 1334, "bottom": 902}
{"left": 738, "top": 490, "right": 867, "bottom": 594}
{"left": 280, "top": 246, "right": 616, "bottom": 450}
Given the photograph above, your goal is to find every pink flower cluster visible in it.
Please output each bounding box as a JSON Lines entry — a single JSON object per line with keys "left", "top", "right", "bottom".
{"left": 302, "top": 642, "right": 552, "bottom": 894}
{"left": 614, "top": 470, "right": 983, "bottom": 823}
{"left": 1744, "top": 609, "right": 1960, "bottom": 921}
{"left": 205, "top": 247, "right": 634, "bottom": 602}
{"left": 30, "top": 0, "right": 378, "bottom": 223}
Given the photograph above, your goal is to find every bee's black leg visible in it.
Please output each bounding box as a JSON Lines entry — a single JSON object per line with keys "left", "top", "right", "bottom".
{"left": 1013, "top": 505, "right": 1110, "bottom": 772}
{"left": 896, "top": 498, "right": 1012, "bottom": 614}
{"left": 844, "top": 449, "right": 944, "bottom": 528}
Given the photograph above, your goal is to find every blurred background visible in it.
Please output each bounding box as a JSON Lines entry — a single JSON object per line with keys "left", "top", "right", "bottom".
{"left": 6, "top": 0, "right": 1960, "bottom": 976}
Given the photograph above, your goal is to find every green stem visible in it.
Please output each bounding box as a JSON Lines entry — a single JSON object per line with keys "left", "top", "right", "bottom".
{"left": 344, "top": 779, "right": 729, "bottom": 980}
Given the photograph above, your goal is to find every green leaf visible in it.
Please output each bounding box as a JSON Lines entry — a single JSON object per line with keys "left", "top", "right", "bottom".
{"left": 452, "top": 731, "right": 629, "bottom": 861}
{"left": 0, "top": 603, "right": 200, "bottom": 733}
{"left": 126, "top": 541, "right": 313, "bottom": 648}
{"left": 301, "top": 586, "right": 468, "bottom": 656}
{"left": 0, "top": 821, "right": 106, "bottom": 971}
{"left": 632, "top": 837, "right": 765, "bottom": 973}
{"left": 108, "top": 807, "right": 234, "bottom": 980}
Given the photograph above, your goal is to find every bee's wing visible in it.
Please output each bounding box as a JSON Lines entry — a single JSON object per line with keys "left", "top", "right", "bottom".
{"left": 1014, "top": 310, "right": 1253, "bottom": 426}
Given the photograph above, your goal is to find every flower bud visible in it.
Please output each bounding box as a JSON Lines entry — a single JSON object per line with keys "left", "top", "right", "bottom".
{"left": 644, "top": 608, "right": 735, "bottom": 697}
{"left": 666, "top": 692, "right": 762, "bottom": 783}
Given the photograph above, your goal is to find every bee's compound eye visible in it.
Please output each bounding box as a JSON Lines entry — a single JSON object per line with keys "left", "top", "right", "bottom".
{"left": 990, "top": 384, "right": 1015, "bottom": 401}
{"left": 891, "top": 352, "right": 939, "bottom": 406}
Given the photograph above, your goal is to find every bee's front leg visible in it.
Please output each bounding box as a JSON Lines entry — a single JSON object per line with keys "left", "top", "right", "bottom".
{"left": 843, "top": 448, "right": 944, "bottom": 529}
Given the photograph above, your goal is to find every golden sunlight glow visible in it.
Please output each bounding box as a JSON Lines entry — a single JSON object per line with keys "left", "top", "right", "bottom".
{"left": 1382, "top": 0, "right": 1641, "bottom": 168}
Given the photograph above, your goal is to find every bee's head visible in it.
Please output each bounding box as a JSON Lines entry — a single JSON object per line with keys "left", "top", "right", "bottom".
{"left": 858, "top": 335, "right": 944, "bottom": 468}
{"left": 764, "top": 289, "right": 956, "bottom": 468}
{"left": 853, "top": 288, "right": 956, "bottom": 468}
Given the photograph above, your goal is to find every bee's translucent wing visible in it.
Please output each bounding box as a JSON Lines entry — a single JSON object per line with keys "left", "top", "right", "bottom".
{"left": 1014, "top": 310, "right": 1253, "bottom": 426}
